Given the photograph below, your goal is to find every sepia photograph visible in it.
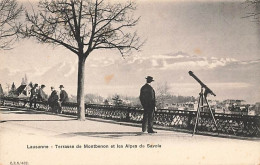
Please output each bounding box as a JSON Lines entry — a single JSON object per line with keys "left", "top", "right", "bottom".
{"left": 0, "top": 0, "right": 260, "bottom": 164}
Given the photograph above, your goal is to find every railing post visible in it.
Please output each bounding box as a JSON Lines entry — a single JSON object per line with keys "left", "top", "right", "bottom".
{"left": 187, "top": 112, "right": 193, "bottom": 129}
{"left": 0, "top": 97, "right": 4, "bottom": 106}
{"left": 125, "top": 107, "right": 131, "bottom": 122}
{"left": 85, "top": 103, "right": 88, "bottom": 117}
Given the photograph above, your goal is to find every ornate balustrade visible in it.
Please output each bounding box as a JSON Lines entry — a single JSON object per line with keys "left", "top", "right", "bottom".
{"left": 1, "top": 97, "right": 260, "bottom": 137}
{"left": 86, "top": 104, "right": 130, "bottom": 121}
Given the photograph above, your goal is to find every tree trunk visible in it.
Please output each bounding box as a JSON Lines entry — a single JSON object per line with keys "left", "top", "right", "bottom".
{"left": 77, "top": 56, "right": 86, "bottom": 120}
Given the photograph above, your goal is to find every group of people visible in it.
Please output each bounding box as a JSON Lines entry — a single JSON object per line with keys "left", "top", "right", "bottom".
{"left": 29, "top": 76, "right": 156, "bottom": 133}
{"left": 29, "top": 84, "right": 69, "bottom": 113}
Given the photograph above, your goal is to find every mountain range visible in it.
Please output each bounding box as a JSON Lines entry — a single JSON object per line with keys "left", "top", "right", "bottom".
{"left": 1, "top": 51, "right": 259, "bottom": 103}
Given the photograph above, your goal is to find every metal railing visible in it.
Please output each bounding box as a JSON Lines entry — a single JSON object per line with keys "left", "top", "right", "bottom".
{"left": 1, "top": 97, "right": 260, "bottom": 137}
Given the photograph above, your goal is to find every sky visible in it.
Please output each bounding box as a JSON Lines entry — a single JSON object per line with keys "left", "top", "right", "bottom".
{"left": 0, "top": 0, "right": 259, "bottom": 103}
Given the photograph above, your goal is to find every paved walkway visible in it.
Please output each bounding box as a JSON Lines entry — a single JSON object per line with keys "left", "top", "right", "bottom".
{"left": 0, "top": 106, "right": 260, "bottom": 165}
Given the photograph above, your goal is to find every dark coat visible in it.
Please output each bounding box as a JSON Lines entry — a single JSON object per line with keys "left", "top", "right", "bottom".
{"left": 48, "top": 90, "right": 59, "bottom": 104}
{"left": 38, "top": 88, "right": 48, "bottom": 101}
{"left": 139, "top": 83, "right": 156, "bottom": 109}
{"left": 30, "top": 87, "right": 38, "bottom": 100}
{"left": 60, "top": 90, "right": 69, "bottom": 103}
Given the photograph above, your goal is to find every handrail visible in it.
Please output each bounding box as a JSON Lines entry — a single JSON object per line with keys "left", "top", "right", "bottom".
{"left": 1, "top": 97, "right": 260, "bottom": 137}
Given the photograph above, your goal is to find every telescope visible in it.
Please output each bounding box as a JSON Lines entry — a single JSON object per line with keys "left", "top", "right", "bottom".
{"left": 189, "top": 71, "right": 218, "bottom": 136}
{"left": 188, "top": 71, "right": 216, "bottom": 97}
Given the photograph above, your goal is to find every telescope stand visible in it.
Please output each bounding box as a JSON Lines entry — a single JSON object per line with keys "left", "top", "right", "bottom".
{"left": 192, "top": 87, "right": 218, "bottom": 136}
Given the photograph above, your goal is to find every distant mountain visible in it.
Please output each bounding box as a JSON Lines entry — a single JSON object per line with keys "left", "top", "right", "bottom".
{"left": 1, "top": 52, "right": 259, "bottom": 102}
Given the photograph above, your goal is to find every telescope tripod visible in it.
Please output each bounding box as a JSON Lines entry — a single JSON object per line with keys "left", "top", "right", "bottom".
{"left": 192, "top": 87, "right": 218, "bottom": 136}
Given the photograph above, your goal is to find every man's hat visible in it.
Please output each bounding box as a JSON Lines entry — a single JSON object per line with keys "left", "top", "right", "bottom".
{"left": 41, "top": 84, "right": 46, "bottom": 88}
{"left": 146, "top": 76, "right": 154, "bottom": 82}
{"left": 34, "top": 83, "right": 38, "bottom": 87}
{"left": 59, "top": 85, "right": 64, "bottom": 88}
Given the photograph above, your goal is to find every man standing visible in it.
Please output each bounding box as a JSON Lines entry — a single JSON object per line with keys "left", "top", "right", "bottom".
{"left": 48, "top": 87, "right": 59, "bottom": 113}
{"left": 59, "top": 85, "right": 69, "bottom": 103}
{"left": 58, "top": 85, "right": 69, "bottom": 113}
{"left": 29, "top": 83, "right": 38, "bottom": 109}
{"left": 139, "top": 76, "right": 157, "bottom": 133}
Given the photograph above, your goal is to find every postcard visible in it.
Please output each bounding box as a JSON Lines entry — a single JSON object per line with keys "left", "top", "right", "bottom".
{"left": 0, "top": 0, "right": 259, "bottom": 164}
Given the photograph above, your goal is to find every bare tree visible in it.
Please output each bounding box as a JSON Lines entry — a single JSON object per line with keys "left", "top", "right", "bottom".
{"left": 243, "top": 0, "right": 260, "bottom": 23}
{"left": 156, "top": 82, "right": 172, "bottom": 109}
{"left": 24, "top": 0, "right": 143, "bottom": 120}
{"left": 0, "top": 0, "right": 23, "bottom": 49}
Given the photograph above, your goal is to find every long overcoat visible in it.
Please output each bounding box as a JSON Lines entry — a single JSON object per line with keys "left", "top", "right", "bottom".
{"left": 60, "top": 90, "right": 69, "bottom": 103}
{"left": 139, "top": 84, "right": 156, "bottom": 109}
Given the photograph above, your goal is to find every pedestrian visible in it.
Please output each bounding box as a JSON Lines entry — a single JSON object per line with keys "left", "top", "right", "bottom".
{"left": 38, "top": 85, "right": 48, "bottom": 101}
{"left": 29, "top": 83, "right": 38, "bottom": 109}
{"left": 59, "top": 85, "right": 69, "bottom": 103}
{"left": 48, "top": 87, "right": 59, "bottom": 113}
{"left": 139, "top": 76, "right": 157, "bottom": 133}
{"left": 58, "top": 85, "right": 69, "bottom": 114}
